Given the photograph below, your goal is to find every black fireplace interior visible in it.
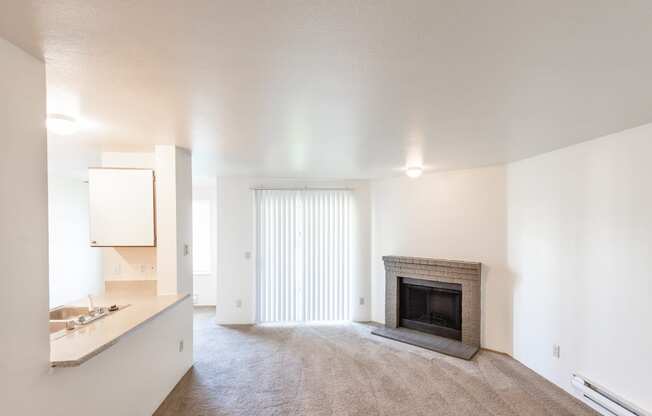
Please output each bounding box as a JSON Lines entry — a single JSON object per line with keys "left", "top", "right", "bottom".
{"left": 399, "top": 277, "right": 462, "bottom": 341}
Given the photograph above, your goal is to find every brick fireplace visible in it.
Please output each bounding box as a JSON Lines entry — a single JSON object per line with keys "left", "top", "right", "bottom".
{"left": 383, "top": 256, "right": 482, "bottom": 347}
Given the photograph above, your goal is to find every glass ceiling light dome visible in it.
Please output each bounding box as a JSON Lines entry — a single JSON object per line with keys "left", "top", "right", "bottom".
{"left": 405, "top": 166, "right": 423, "bottom": 178}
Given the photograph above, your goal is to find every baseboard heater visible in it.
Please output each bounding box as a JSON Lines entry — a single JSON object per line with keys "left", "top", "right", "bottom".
{"left": 571, "top": 374, "right": 647, "bottom": 416}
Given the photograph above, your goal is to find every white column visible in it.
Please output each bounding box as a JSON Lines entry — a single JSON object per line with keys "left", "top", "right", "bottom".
{"left": 155, "top": 145, "right": 193, "bottom": 295}
{"left": 0, "top": 37, "right": 48, "bottom": 412}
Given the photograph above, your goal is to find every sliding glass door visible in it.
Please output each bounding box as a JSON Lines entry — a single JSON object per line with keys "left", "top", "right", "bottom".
{"left": 302, "top": 191, "right": 351, "bottom": 321}
{"left": 255, "top": 189, "right": 351, "bottom": 322}
{"left": 255, "top": 190, "right": 301, "bottom": 322}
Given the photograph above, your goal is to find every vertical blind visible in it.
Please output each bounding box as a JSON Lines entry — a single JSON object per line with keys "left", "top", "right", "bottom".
{"left": 255, "top": 190, "right": 301, "bottom": 322}
{"left": 255, "top": 189, "right": 351, "bottom": 322}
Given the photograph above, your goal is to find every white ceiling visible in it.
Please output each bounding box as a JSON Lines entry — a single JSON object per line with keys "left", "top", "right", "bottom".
{"left": 2, "top": 0, "right": 652, "bottom": 178}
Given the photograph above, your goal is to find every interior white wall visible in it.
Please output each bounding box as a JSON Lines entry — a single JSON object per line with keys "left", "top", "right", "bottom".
{"left": 101, "top": 151, "right": 155, "bottom": 169}
{"left": 47, "top": 139, "right": 103, "bottom": 307}
{"left": 370, "top": 166, "right": 511, "bottom": 353}
{"left": 102, "top": 247, "right": 157, "bottom": 281}
{"left": 193, "top": 181, "right": 217, "bottom": 305}
{"left": 507, "top": 123, "right": 652, "bottom": 413}
{"left": 175, "top": 147, "right": 194, "bottom": 296}
{"left": 0, "top": 36, "right": 49, "bottom": 408}
{"left": 156, "top": 145, "right": 194, "bottom": 295}
{"left": 216, "top": 177, "right": 371, "bottom": 324}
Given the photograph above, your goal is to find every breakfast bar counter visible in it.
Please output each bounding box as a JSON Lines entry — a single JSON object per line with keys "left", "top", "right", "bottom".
{"left": 50, "top": 292, "right": 190, "bottom": 367}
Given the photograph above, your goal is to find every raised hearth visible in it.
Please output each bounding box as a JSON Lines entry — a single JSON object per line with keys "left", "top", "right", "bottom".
{"left": 372, "top": 326, "right": 478, "bottom": 360}
{"left": 373, "top": 256, "right": 482, "bottom": 360}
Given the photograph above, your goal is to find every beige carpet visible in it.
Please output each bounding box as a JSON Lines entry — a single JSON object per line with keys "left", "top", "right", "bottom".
{"left": 155, "top": 308, "right": 597, "bottom": 416}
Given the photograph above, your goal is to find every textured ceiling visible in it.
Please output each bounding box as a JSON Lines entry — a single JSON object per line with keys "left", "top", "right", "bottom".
{"left": 2, "top": 0, "right": 652, "bottom": 178}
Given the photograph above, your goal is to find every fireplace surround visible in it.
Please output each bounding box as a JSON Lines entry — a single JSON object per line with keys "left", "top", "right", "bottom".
{"left": 383, "top": 256, "right": 481, "bottom": 347}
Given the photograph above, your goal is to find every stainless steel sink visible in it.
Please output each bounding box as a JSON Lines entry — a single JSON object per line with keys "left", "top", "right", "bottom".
{"left": 49, "top": 304, "right": 131, "bottom": 340}
{"left": 49, "top": 306, "right": 90, "bottom": 320}
{"left": 48, "top": 320, "right": 69, "bottom": 334}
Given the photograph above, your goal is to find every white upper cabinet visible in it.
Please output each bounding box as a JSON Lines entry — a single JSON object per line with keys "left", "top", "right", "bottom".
{"left": 88, "top": 168, "right": 156, "bottom": 247}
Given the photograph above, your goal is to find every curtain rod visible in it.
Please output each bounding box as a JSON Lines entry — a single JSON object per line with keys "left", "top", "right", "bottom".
{"left": 250, "top": 187, "right": 354, "bottom": 191}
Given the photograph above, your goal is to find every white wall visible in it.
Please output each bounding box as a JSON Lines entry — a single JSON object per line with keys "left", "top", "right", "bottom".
{"left": 216, "top": 177, "right": 371, "bottom": 324}
{"left": 47, "top": 137, "right": 103, "bottom": 307}
{"left": 370, "top": 166, "right": 512, "bottom": 353}
{"left": 0, "top": 36, "right": 49, "bottom": 408}
{"left": 101, "top": 151, "right": 155, "bottom": 169}
{"left": 193, "top": 181, "right": 218, "bottom": 305}
{"left": 0, "top": 38, "right": 192, "bottom": 416}
{"left": 156, "top": 145, "right": 194, "bottom": 295}
{"left": 103, "top": 247, "right": 157, "bottom": 281}
{"left": 175, "top": 147, "right": 194, "bottom": 296}
{"left": 507, "top": 124, "right": 652, "bottom": 412}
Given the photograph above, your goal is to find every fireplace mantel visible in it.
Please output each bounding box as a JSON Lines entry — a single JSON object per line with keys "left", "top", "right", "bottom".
{"left": 383, "top": 256, "right": 482, "bottom": 347}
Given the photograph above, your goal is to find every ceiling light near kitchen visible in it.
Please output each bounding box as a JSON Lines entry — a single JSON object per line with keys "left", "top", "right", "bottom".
{"left": 46, "top": 114, "right": 78, "bottom": 135}
{"left": 405, "top": 166, "right": 423, "bottom": 178}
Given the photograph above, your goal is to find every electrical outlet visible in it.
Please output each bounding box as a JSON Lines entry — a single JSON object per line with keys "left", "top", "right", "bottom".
{"left": 113, "top": 264, "right": 122, "bottom": 275}
{"left": 359, "top": 297, "right": 365, "bottom": 306}
{"left": 235, "top": 299, "right": 242, "bottom": 308}
{"left": 179, "top": 340, "right": 184, "bottom": 352}
{"left": 244, "top": 251, "right": 252, "bottom": 259}
{"left": 553, "top": 344, "right": 561, "bottom": 359}
{"left": 139, "top": 264, "right": 146, "bottom": 273}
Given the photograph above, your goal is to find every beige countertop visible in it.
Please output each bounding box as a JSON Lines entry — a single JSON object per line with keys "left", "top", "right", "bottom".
{"left": 50, "top": 292, "right": 190, "bottom": 367}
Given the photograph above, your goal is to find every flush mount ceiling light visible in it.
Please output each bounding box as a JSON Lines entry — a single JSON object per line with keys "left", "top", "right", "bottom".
{"left": 46, "top": 113, "right": 78, "bottom": 135}
{"left": 405, "top": 166, "right": 423, "bottom": 178}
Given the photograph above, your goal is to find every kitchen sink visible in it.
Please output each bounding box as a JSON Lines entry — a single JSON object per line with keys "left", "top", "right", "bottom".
{"left": 49, "top": 304, "right": 131, "bottom": 341}
{"left": 49, "top": 306, "right": 90, "bottom": 320}
{"left": 48, "top": 321, "right": 69, "bottom": 334}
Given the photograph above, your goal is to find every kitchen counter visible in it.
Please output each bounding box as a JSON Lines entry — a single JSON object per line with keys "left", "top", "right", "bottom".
{"left": 50, "top": 292, "right": 190, "bottom": 367}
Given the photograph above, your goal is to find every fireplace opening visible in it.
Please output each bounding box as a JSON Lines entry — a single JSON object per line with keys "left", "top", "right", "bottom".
{"left": 399, "top": 277, "right": 462, "bottom": 341}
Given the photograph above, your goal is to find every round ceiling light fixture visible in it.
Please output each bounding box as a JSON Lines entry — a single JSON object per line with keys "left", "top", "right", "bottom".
{"left": 405, "top": 166, "right": 423, "bottom": 178}
{"left": 46, "top": 113, "right": 78, "bottom": 135}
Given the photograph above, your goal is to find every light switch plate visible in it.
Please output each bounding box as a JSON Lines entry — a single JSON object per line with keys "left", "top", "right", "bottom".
{"left": 553, "top": 344, "right": 561, "bottom": 358}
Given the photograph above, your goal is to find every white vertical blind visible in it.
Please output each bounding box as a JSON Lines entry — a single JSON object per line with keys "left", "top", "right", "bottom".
{"left": 255, "top": 189, "right": 351, "bottom": 322}
{"left": 303, "top": 190, "right": 351, "bottom": 321}
{"left": 255, "top": 190, "right": 301, "bottom": 322}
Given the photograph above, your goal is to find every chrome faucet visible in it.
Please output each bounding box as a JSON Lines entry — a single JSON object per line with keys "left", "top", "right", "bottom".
{"left": 88, "top": 294, "right": 96, "bottom": 315}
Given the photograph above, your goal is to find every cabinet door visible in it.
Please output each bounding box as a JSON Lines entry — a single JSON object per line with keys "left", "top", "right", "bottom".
{"left": 89, "top": 168, "right": 155, "bottom": 246}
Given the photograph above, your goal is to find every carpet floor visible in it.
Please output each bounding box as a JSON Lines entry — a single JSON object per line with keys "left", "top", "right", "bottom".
{"left": 154, "top": 307, "right": 597, "bottom": 416}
